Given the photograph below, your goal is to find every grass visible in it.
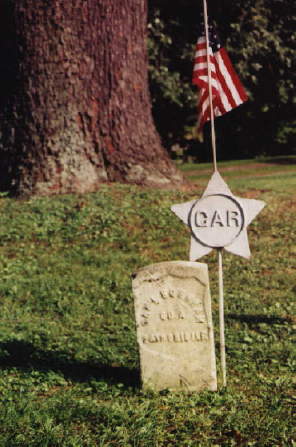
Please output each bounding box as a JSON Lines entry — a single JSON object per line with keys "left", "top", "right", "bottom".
{"left": 0, "top": 158, "right": 295, "bottom": 446}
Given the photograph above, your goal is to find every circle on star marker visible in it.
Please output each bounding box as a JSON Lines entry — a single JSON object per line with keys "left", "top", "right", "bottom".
{"left": 188, "top": 194, "right": 245, "bottom": 248}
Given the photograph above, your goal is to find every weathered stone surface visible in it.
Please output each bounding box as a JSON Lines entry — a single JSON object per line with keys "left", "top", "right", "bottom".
{"left": 133, "top": 261, "right": 217, "bottom": 391}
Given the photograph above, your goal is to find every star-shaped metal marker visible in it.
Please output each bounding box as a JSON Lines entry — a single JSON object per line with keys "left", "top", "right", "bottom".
{"left": 171, "top": 171, "right": 265, "bottom": 261}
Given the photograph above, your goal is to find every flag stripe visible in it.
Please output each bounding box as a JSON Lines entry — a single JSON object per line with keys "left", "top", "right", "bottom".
{"left": 193, "top": 69, "right": 219, "bottom": 82}
{"left": 219, "top": 49, "right": 248, "bottom": 102}
{"left": 195, "top": 49, "right": 207, "bottom": 57}
{"left": 214, "top": 57, "right": 238, "bottom": 109}
{"left": 194, "top": 56, "right": 207, "bottom": 64}
{"left": 214, "top": 94, "right": 227, "bottom": 115}
{"left": 215, "top": 49, "right": 244, "bottom": 106}
{"left": 193, "top": 62, "right": 216, "bottom": 72}
{"left": 193, "top": 75, "right": 220, "bottom": 93}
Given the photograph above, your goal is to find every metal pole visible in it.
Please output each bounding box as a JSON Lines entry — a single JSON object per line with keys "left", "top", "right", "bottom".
{"left": 202, "top": 0, "right": 218, "bottom": 172}
{"left": 218, "top": 248, "right": 226, "bottom": 387}
{"left": 203, "top": 0, "right": 225, "bottom": 387}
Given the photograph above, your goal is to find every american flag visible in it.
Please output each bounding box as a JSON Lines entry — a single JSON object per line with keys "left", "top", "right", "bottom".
{"left": 193, "top": 22, "right": 248, "bottom": 138}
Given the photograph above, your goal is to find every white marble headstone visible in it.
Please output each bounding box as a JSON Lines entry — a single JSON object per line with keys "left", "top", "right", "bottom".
{"left": 133, "top": 261, "right": 217, "bottom": 391}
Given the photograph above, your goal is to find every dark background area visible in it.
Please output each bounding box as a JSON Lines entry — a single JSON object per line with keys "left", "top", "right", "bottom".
{"left": 148, "top": 0, "right": 296, "bottom": 161}
{"left": 0, "top": 0, "right": 294, "bottom": 168}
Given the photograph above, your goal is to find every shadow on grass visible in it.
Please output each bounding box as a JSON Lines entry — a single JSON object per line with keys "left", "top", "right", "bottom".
{"left": 259, "top": 156, "right": 296, "bottom": 165}
{"left": 227, "top": 313, "right": 291, "bottom": 325}
{"left": 0, "top": 339, "right": 140, "bottom": 388}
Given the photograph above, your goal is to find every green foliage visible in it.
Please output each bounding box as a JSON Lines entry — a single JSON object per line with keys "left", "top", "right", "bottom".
{"left": 0, "top": 159, "right": 295, "bottom": 445}
{"left": 148, "top": 0, "right": 295, "bottom": 159}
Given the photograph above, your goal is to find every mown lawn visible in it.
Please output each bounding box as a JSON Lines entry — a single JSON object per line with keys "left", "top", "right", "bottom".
{"left": 0, "top": 158, "right": 295, "bottom": 446}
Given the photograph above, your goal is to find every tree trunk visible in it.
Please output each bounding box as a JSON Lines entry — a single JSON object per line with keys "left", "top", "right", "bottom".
{"left": 0, "top": 0, "right": 183, "bottom": 196}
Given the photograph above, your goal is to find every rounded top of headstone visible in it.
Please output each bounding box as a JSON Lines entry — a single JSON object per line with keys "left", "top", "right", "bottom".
{"left": 132, "top": 261, "right": 209, "bottom": 288}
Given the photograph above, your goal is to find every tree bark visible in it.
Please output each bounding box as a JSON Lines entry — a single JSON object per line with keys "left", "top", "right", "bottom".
{"left": 0, "top": 0, "right": 183, "bottom": 196}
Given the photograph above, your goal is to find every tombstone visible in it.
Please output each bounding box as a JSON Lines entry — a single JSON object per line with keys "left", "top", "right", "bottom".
{"left": 132, "top": 261, "right": 217, "bottom": 391}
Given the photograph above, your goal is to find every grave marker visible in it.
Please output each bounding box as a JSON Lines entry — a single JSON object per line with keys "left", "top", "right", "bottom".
{"left": 168, "top": 0, "right": 266, "bottom": 387}
{"left": 133, "top": 261, "right": 217, "bottom": 391}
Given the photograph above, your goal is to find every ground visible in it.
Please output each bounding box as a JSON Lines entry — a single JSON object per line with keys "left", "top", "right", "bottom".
{"left": 0, "top": 156, "right": 295, "bottom": 446}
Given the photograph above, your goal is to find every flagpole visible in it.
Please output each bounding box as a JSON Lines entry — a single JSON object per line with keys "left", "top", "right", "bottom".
{"left": 202, "top": 0, "right": 217, "bottom": 172}
{"left": 202, "top": 0, "right": 226, "bottom": 388}
{"left": 218, "top": 248, "right": 226, "bottom": 387}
